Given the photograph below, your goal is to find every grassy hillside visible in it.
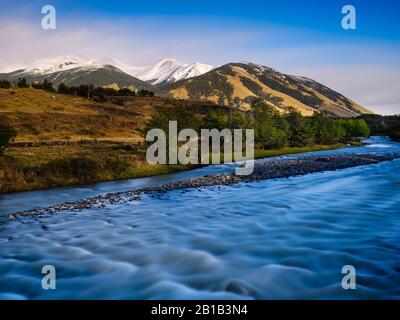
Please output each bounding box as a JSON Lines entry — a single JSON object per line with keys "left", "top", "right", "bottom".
{"left": 0, "top": 88, "right": 243, "bottom": 193}
{"left": 158, "top": 62, "right": 374, "bottom": 117}
{"left": 0, "top": 87, "right": 360, "bottom": 194}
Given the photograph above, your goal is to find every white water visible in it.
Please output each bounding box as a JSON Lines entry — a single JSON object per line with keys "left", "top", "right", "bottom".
{"left": 0, "top": 137, "right": 399, "bottom": 299}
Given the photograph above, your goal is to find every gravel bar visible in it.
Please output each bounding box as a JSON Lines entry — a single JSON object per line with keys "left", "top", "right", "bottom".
{"left": 5, "top": 154, "right": 398, "bottom": 220}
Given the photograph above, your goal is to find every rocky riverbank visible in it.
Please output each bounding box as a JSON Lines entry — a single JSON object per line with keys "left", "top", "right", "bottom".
{"left": 5, "top": 154, "right": 398, "bottom": 220}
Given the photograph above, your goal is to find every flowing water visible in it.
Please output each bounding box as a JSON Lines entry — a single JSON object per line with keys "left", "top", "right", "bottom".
{"left": 0, "top": 136, "right": 399, "bottom": 299}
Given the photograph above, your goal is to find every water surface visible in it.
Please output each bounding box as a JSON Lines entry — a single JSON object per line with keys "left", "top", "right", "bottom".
{"left": 1, "top": 136, "right": 399, "bottom": 299}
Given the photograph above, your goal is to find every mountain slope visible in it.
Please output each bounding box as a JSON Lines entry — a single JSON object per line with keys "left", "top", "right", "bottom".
{"left": 0, "top": 55, "right": 154, "bottom": 90}
{"left": 158, "top": 62, "right": 373, "bottom": 117}
{"left": 0, "top": 64, "right": 153, "bottom": 90}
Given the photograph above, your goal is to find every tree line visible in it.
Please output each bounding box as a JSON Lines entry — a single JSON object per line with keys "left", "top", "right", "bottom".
{"left": 361, "top": 114, "right": 400, "bottom": 141}
{"left": 143, "top": 99, "right": 370, "bottom": 149}
{"left": 0, "top": 78, "right": 155, "bottom": 102}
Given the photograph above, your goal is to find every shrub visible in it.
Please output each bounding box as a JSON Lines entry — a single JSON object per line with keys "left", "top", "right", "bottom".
{"left": 16, "top": 78, "right": 29, "bottom": 88}
{"left": 0, "top": 80, "right": 11, "bottom": 89}
{"left": 0, "top": 121, "right": 17, "bottom": 154}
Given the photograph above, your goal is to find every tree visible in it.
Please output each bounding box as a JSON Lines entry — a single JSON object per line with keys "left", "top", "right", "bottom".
{"left": 311, "top": 111, "right": 337, "bottom": 144}
{"left": 0, "top": 80, "right": 11, "bottom": 89}
{"left": 32, "top": 79, "right": 55, "bottom": 92}
{"left": 137, "top": 89, "right": 154, "bottom": 97}
{"left": 202, "top": 111, "right": 229, "bottom": 131}
{"left": 251, "top": 99, "right": 287, "bottom": 148}
{"left": 285, "top": 107, "right": 314, "bottom": 146}
{"left": 0, "top": 120, "right": 16, "bottom": 154}
{"left": 349, "top": 119, "right": 370, "bottom": 138}
{"left": 17, "top": 78, "right": 29, "bottom": 88}
{"left": 58, "top": 83, "right": 71, "bottom": 94}
{"left": 336, "top": 118, "right": 370, "bottom": 140}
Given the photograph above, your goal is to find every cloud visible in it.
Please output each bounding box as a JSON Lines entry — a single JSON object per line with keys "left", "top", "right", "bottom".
{"left": 0, "top": 17, "right": 270, "bottom": 67}
{"left": 0, "top": 16, "right": 399, "bottom": 115}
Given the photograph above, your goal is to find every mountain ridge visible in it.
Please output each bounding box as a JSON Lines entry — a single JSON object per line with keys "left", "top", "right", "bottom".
{"left": 0, "top": 57, "right": 374, "bottom": 117}
{"left": 158, "top": 62, "right": 373, "bottom": 117}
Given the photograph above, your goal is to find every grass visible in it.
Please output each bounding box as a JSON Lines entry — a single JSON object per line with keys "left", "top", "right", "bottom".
{"left": 0, "top": 141, "right": 347, "bottom": 194}
{"left": 0, "top": 87, "right": 356, "bottom": 194}
{"left": 253, "top": 144, "right": 345, "bottom": 159}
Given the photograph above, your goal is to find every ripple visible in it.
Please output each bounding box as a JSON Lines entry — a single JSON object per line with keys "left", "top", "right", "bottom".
{"left": 1, "top": 137, "right": 400, "bottom": 299}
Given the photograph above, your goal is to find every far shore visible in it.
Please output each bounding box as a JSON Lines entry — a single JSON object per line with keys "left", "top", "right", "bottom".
{"left": 1, "top": 143, "right": 352, "bottom": 195}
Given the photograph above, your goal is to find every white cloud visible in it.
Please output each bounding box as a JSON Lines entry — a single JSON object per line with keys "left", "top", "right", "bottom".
{"left": 0, "top": 17, "right": 399, "bottom": 115}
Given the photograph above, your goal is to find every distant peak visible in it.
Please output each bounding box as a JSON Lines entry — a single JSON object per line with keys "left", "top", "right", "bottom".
{"left": 22, "top": 55, "right": 104, "bottom": 75}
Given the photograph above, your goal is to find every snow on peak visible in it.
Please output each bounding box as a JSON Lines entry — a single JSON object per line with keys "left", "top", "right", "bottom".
{"left": 5, "top": 56, "right": 215, "bottom": 84}
{"left": 133, "top": 58, "right": 215, "bottom": 84}
{"left": 134, "top": 58, "right": 184, "bottom": 84}
{"left": 22, "top": 56, "right": 104, "bottom": 75}
{"left": 167, "top": 62, "right": 215, "bottom": 83}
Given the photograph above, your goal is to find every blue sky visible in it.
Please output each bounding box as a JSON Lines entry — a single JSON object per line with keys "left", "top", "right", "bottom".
{"left": 0, "top": 0, "right": 399, "bottom": 114}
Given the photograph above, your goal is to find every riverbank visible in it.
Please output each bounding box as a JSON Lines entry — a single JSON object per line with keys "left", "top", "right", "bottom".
{"left": 0, "top": 142, "right": 349, "bottom": 194}
{"left": 7, "top": 153, "right": 397, "bottom": 220}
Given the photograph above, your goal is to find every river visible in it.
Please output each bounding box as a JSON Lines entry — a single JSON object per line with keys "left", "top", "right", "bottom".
{"left": 0, "top": 136, "right": 399, "bottom": 299}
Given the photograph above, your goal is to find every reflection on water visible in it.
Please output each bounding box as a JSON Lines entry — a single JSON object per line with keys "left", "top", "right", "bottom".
{"left": 0, "top": 136, "right": 399, "bottom": 299}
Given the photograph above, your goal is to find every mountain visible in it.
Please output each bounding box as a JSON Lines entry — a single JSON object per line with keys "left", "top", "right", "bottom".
{"left": 158, "top": 62, "right": 373, "bottom": 117}
{"left": 0, "top": 56, "right": 153, "bottom": 90}
{"left": 0, "top": 57, "right": 374, "bottom": 117}
{"left": 133, "top": 58, "right": 215, "bottom": 85}
{"left": 21, "top": 56, "right": 97, "bottom": 74}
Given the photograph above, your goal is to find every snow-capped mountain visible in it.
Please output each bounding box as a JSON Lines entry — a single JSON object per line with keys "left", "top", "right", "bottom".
{"left": 132, "top": 58, "right": 215, "bottom": 85}
{"left": 21, "top": 56, "right": 104, "bottom": 75}
{"left": 166, "top": 62, "right": 215, "bottom": 83}
{"left": 133, "top": 58, "right": 182, "bottom": 85}
{"left": 0, "top": 56, "right": 153, "bottom": 90}
{"left": 1, "top": 56, "right": 215, "bottom": 85}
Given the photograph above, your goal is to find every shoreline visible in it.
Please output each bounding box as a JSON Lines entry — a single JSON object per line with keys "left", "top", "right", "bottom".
{"left": 6, "top": 153, "right": 398, "bottom": 220}
{"left": 1, "top": 143, "right": 348, "bottom": 195}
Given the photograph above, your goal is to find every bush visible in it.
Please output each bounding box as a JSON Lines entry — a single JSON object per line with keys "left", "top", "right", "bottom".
{"left": 0, "top": 80, "right": 11, "bottom": 89}
{"left": 32, "top": 79, "right": 55, "bottom": 92}
{"left": 0, "top": 121, "right": 17, "bottom": 154}
{"left": 16, "top": 78, "right": 29, "bottom": 88}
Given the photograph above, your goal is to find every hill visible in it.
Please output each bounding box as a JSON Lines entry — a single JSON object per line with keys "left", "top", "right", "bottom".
{"left": 157, "top": 62, "right": 374, "bottom": 117}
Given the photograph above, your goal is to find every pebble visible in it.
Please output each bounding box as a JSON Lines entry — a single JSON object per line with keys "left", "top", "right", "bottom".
{"left": 6, "top": 154, "right": 398, "bottom": 220}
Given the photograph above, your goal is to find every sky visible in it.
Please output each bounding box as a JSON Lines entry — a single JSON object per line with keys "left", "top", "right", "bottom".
{"left": 0, "top": 0, "right": 399, "bottom": 114}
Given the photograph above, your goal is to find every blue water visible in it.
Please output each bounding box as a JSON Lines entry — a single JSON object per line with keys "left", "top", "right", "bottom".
{"left": 0, "top": 136, "right": 399, "bottom": 299}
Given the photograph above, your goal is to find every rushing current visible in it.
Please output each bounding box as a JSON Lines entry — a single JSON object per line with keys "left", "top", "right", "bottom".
{"left": 0, "top": 136, "right": 399, "bottom": 300}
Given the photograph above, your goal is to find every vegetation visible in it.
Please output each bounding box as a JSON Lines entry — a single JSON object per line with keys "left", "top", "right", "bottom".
{"left": 31, "top": 79, "right": 55, "bottom": 92}
{"left": 0, "top": 141, "right": 194, "bottom": 194}
{"left": 16, "top": 78, "right": 29, "bottom": 88}
{"left": 0, "top": 78, "right": 155, "bottom": 102}
{"left": 0, "top": 80, "right": 11, "bottom": 89}
{"left": 0, "top": 120, "right": 16, "bottom": 154}
{"left": 144, "top": 98, "right": 370, "bottom": 151}
{"left": 0, "top": 87, "right": 372, "bottom": 194}
{"left": 361, "top": 114, "right": 400, "bottom": 141}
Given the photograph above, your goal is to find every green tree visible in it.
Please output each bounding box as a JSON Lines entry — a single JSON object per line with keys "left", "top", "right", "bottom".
{"left": 0, "top": 121, "right": 16, "bottom": 154}
{"left": 251, "top": 99, "right": 287, "bottom": 148}
{"left": 202, "top": 111, "right": 229, "bottom": 131}
{"left": 58, "top": 83, "right": 71, "bottom": 94}
{"left": 285, "top": 107, "right": 314, "bottom": 146}
{"left": 0, "top": 80, "right": 11, "bottom": 89}
{"left": 311, "top": 111, "right": 336, "bottom": 144}
{"left": 16, "top": 78, "right": 28, "bottom": 88}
